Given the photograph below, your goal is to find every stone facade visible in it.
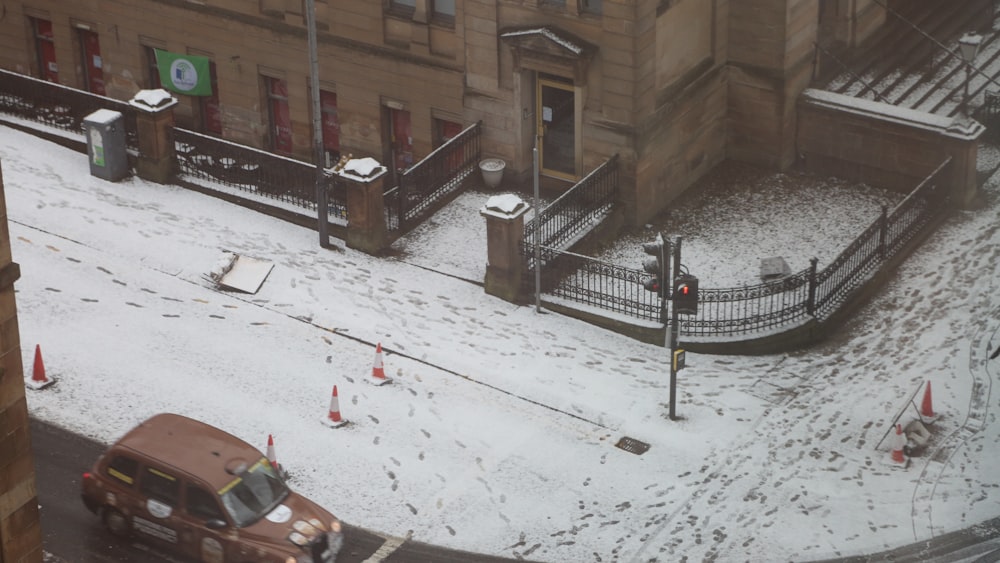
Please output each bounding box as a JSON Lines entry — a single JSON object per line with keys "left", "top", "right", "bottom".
{"left": 0, "top": 161, "right": 42, "bottom": 562}
{"left": 0, "top": 0, "right": 887, "bottom": 226}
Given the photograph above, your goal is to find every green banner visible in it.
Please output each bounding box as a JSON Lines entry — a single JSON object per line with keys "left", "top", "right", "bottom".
{"left": 155, "top": 50, "right": 212, "bottom": 96}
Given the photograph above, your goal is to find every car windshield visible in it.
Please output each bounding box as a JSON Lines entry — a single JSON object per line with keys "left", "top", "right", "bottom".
{"left": 218, "top": 457, "right": 289, "bottom": 528}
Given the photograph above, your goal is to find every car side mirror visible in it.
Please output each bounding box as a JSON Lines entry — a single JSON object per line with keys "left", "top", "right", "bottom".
{"left": 205, "top": 518, "right": 227, "bottom": 530}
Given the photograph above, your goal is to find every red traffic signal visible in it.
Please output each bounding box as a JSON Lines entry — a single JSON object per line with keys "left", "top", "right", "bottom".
{"left": 673, "top": 275, "right": 698, "bottom": 315}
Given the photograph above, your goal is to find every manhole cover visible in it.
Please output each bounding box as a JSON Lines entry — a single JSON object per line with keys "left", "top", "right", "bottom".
{"left": 615, "top": 436, "right": 650, "bottom": 455}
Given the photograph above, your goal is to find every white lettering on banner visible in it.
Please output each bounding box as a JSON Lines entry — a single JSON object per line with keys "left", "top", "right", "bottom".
{"left": 133, "top": 516, "right": 178, "bottom": 543}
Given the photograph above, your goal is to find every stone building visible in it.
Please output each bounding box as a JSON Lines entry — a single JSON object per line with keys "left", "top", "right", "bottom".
{"left": 0, "top": 161, "right": 41, "bottom": 562}
{"left": 0, "top": 0, "right": 885, "bottom": 225}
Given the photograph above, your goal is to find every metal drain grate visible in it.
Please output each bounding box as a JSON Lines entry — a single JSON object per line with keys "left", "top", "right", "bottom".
{"left": 615, "top": 436, "right": 650, "bottom": 455}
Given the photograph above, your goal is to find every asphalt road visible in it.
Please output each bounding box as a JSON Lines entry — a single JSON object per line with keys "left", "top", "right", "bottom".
{"left": 30, "top": 417, "right": 522, "bottom": 563}
{"left": 33, "top": 416, "right": 1000, "bottom": 562}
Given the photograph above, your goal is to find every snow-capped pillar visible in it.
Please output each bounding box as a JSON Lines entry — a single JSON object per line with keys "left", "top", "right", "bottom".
{"left": 128, "top": 89, "right": 179, "bottom": 184}
{"left": 480, "top": 194, "right": 530, "bottom": 303}
{"left": 333, "top": 157, "right": 388, "bottom": 255}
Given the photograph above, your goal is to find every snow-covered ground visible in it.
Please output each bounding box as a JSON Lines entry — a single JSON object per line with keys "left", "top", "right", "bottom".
{"left": 6, "top": 117, "right": 1000, "bottom": 563}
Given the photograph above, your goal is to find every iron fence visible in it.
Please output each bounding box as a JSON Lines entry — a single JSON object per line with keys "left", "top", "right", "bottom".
{"left": 384, "top": 121, "right": 481, "bottom": 234}
{"left": 174, "top": 128, "right": 347, "bottom": 220}
{"left": 812, "top": 157, "right": 949, "bottom": 320}
{"left": 523, "top": 154, "right": 618, "bottom": 261}
{"left": 533, "top": 246, "right": 661, "bottom": 322}
{"left": 681, "top": 271, "right": 814, "bottom": 337}
{"left": 0, "top": 69, "right": 138, "bottom": 152}
{"left": 975, "top": 89, "right": 1000, "bottom": 141}
{"left": 527, "top": 157, "right": 952, "bottom": 340}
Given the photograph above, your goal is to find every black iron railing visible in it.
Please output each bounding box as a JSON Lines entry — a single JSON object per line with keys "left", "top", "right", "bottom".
{"left": 681, "top": 272, "right": 814, "bottom": 337}
{"left": 523, "top": 154, "right": 618, "bottom": 259}
{"left": 384, "top": 121, "right": 481, "bottom": 234}
{"left": 975, "top": 89, "right": 1000, "bottom": 142}
{"left": 811, "top": 157, "right": 949, "bottom": 320}
{"left": 532, "top": 246, "right": 661, "bottom": 322}
{"left": 174, "top": 128, "right": 347, "bottom": 220}
{"left": 527, "top": 158, "right": 952, "bottom": 340}
{"left": 0, "top": 68, "right": 138, "bottom": 152}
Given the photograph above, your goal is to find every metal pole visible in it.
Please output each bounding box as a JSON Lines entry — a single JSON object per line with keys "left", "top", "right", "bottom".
{"left": 306, "top": 0, "right": 330, "bottom": 249}
{"left": 533, "top": 141, "right": 541, "bottom": 312}
{"left": 965, "top": 64, "right": 972, "bottom": 119}
{"left": 669, "top": 236, "right": 682, "bottom": 421}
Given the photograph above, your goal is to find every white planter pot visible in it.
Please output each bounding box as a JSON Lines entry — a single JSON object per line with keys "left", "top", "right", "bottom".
{"left": 479, "top": 158, "right": 506, "bottom": 189}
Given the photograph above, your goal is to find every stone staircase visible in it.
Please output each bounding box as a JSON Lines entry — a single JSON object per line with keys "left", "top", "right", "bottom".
{"left": 816, "top": 0, "right": 998, "bottom": 119}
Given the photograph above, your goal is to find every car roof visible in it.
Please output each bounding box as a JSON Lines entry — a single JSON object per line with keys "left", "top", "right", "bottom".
{"left": 111, "top": 413, "right": 264, "bottom": 490}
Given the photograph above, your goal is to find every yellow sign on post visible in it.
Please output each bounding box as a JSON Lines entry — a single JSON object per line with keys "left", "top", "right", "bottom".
{"left": 673, "top": 349, "right": 686, "bottom": 372}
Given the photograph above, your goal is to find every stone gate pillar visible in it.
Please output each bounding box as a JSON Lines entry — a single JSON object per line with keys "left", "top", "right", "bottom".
{"left": 480, "top": 194, "right": 529, "bottom": 302}
{"left": 337, "top": 157, "right": 389, "bottom": 255}
{"left": 129, "top": 89, "right": 179, "bottom": 184}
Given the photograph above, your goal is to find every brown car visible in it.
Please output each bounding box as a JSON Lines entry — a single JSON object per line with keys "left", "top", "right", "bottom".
{"left": 81, "top": 413, "right": 343, "bottom": 562}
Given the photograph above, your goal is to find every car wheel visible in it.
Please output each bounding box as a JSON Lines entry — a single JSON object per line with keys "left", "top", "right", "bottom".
{"left": 102, "top": 507, "right": 130, "bottom": 537}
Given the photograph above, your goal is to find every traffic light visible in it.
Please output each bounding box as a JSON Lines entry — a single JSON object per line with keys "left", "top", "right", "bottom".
{"left": 641, "top": 234, "right": 666, "bottom": 297}
{"left": 673, "top": 274, "right": 699, "bottom": 315}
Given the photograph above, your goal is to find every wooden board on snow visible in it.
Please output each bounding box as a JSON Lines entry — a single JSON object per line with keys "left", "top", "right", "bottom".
{"left": 219, "top": 255, "right": 274, "bottom": 294}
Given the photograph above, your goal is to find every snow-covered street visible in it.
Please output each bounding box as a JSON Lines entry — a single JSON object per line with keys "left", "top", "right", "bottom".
{"left": 5, "top": 121, "right": 1000, "bottom": 562}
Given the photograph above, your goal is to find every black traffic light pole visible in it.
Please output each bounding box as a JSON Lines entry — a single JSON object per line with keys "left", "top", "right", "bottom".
{"left": 668, "top": 235, "right": 681, "bottom": 421}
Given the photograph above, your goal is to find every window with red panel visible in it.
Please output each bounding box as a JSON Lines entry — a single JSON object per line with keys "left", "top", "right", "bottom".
{"left": 266, "top": 77, "right": 292, "bottom": 155}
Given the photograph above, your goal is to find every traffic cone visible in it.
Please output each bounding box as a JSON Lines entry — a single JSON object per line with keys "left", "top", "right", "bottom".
{"left": 265, "top": 434, "right": 289, "bottom": 480}
{"left": 266, "top": 434, "right": 279, "bottom": 470}
{"left": 368, "top": 342, "right": 391, "bottom": 386}
{"left": 26, "top": 344, "right": 55, "bottom": 390}
{"left": 321, "top": 385, "right": 348, "bottom": 428}
{"left": 889, "top": 423, "right": 909, "bottom": 467}
{"left": 920, "top": 381, "right": 938, "bottom": 423}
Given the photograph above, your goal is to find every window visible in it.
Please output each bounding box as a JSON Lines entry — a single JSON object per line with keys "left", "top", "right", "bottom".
{"left": 31, "top": 17, "right": 59, "bottom": 83}
{"left": 432, "top": 0, "right": 455, "bottom": 24}
{"left": 200, "top": 61, "right": 222, "bottom": 135}
{"left": 388, "top": 0, "right": 416, "bottom": 17}
{"left": 186, "top": 484, "right": 225, "bottom": 521}
{"left": 435, "top": 118, "right": 463, "bottom": 170}
{"left": 104, "top": 455, "right": 138, "bottom": 486}
{"left": 581, "top": 0, "right": 601, "bottom": 15}
{"left": 388, "top": 107, "right": 412, "bottom": 171}
{"left": 143, "top": 46, "right": 162, "bottom": 89}
{"left": 139, "top": 467, "right": 180, "bottom": 506}
{"left": 320, "top": 90, "right": 340, "bottom": 167}
{"left": 77, "top": 29, "right": 105, "bottom": 95}
{"left": 264, "top": 76, "right": 292, "bottom": 155}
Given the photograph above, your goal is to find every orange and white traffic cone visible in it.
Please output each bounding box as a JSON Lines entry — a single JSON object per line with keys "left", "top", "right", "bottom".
{"left": 26, "top": 344, "right": 55, "bottom": 390}
{"left": 889, "top": 423, "right": 909, "bottom": 468}
{"left": 321, "top": 385, "right": 348, "bottom": 428}
{"left": 266, "top": 434, "right": 289, "bottom": 480}
{"left": 920, "top": 381, "right": 938, "bottom": 423}
{"left": 368, "top": 342, "right": 391, "bottom": 386}
{"left": 266, "top": 434, "right": 279, "bottom": 470}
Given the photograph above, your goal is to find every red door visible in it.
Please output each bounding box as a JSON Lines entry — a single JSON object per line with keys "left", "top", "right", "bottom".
{"left": 390, "top": 108, "right": 412, "bottom": 171}
{"left": 267, "top": 78, "right": 292, "bottom": 154}
{"left": 320, "top": 90, "right": 340, "bottom": 167}
{"left": 438, "top": 119, "right": 463, "bottom": 169}
{"left": 79, "top": 29, "right": 105, "bottom": 95}
{"left": 200, "top": 62, "right": 221, "bottom": 134}
{"left": 33, "top": 18, "right": 59, "bottom": 83}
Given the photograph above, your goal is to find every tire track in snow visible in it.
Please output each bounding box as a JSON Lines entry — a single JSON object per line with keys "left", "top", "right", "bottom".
{"left": 911, "top": 302, "right": 998, "bottom": 539}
